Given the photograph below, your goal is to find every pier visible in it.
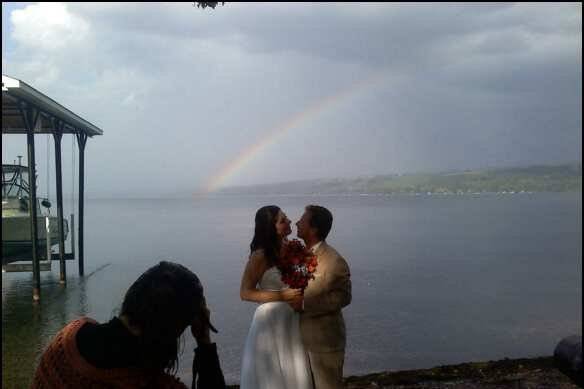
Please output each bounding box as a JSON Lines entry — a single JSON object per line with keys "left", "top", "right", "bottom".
{"left": 2, "top": 74, "right": 103, "bottom": 301}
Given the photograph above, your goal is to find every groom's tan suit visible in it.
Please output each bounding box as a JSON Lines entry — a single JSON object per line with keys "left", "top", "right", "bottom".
{"left": 301, "top": 241, "right": 352, "bottom": 389}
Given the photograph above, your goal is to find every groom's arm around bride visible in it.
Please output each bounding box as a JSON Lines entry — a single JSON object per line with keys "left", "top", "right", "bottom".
{"left": 296, "top": 205, "right": 352, "bottom": 389}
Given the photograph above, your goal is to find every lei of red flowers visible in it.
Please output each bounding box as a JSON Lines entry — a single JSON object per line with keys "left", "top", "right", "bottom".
{"left": 277, "top": 239, "right": 318, "bottom": 290}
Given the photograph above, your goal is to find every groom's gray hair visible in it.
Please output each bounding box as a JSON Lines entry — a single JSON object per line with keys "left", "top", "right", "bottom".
{"left": 306, "top": 205, "right": 333, "bottom": 241}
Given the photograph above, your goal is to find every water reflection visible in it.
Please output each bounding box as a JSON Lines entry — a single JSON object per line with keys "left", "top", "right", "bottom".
{"left": 2, "top": 194, "right": 581, "bottom": 386}
{"left": 2, "top": 271, "right": 88, "bottom": 389}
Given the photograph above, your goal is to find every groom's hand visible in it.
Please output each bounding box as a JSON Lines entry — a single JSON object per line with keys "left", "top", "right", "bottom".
{"left": 289, "top": 295, "right": 304, "bottom": 312}
{"left": 281, "top": 288, "right": 303, "bottom": 302}
{"left": 281, "top": 289, "right": 303, "bottom": 311}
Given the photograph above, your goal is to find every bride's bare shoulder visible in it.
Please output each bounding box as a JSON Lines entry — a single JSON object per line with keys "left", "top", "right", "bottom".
{"left": 245, "top": 249, "right": 270, "bottom": 277}
{"left": 249, "top": 249, "right": 267, "bottom": 263}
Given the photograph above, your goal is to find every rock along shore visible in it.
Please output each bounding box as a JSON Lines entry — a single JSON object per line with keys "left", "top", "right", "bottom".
{"left": 227, "top": 356, "right": 580, "bottom": 389}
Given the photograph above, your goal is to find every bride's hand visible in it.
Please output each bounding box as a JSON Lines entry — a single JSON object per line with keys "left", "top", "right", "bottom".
{"left": 280, "top": 288, "right": 303, "bottom": 303}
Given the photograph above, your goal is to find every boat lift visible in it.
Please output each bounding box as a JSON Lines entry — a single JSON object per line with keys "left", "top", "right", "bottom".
{"left": 2, "top": 74, "right": 103, "bottom": 301}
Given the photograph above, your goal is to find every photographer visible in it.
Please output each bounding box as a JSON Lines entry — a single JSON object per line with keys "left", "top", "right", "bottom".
{"left": 31, "top": 261, "right": 226, "bottom": 389}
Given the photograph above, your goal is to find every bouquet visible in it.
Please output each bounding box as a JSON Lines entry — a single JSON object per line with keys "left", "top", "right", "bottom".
{"left": 277, "top": 239, "right": 318, "bottom": 290}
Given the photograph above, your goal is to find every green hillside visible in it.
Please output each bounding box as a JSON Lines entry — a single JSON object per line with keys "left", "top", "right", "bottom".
{"left": 218, "top": 164, "right": 582, "bottom": 195}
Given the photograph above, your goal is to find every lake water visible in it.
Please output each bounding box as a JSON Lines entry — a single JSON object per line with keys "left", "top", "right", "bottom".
{"left": 2, "top": 193, "right": 582, "bottom": 387}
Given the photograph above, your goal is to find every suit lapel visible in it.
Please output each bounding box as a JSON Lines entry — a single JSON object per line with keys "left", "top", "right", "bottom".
{"left": 314, "top": 241, "right": 328, "bottom": 257}
{"left": 314, "top": 242, "right": 328, "bottom": 274}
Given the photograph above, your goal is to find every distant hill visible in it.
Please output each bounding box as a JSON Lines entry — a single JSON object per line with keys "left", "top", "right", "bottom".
{"left": 216, "top": 164, "right": 582, "bottom": 195}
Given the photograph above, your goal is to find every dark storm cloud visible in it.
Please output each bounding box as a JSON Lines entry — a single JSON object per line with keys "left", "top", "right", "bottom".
{"left": 2, "top": 2, "right": 581, "bottom": 196}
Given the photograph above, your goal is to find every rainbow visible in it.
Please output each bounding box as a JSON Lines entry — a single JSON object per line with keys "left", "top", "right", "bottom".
{"left": 202, "top": 71, "right": 388, "bottom": 193}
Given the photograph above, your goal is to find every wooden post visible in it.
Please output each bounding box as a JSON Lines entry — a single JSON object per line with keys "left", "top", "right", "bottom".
{"left": 22, "top": 102, "right": 41, "bottom": 301}
{"left": 71, "top": 214, "right": 75, "bottom": 260}
{"left": 53, "top": 123, "right": 66, "bottom": 284}
{"left": 76, "top": 132, "right": 87, "bottom": 276}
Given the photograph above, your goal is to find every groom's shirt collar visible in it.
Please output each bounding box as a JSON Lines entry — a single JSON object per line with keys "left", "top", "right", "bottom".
{"left": 310, "top": 241, "right": 323, "bottom": 253}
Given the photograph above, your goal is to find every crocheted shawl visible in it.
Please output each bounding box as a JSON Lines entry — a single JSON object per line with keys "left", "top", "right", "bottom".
{"left": 31, "top": 317, "right": 188, "bottom": 389}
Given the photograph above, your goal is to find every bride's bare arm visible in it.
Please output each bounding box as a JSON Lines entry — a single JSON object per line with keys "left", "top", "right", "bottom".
{"left": 240, "top": 251, "right": 302, "bottom": 304}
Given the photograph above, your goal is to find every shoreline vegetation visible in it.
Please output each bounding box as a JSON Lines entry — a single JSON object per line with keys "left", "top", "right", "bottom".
{"left": 214, "top": 164, "right": 582, "bottom": 196}
{"left": 226, "top": 356, "right": 579, "bottom": 388}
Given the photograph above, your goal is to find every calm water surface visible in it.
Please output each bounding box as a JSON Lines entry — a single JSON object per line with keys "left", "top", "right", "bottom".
{"left": 2, "top": 193, "right": 582, "bottom": 387}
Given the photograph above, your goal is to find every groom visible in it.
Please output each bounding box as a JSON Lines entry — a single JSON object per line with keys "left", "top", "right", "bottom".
{"left": 295, "top": 205, "right": 352, "bottom": 389}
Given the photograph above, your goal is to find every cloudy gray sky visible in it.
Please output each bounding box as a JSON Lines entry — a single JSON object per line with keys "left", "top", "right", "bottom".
{"left": 2, "top": 2, "right": 582, "bottom": 197}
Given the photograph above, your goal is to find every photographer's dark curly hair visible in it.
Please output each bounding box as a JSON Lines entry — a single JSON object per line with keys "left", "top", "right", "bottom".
{"left": 250, "top": 205, "right": 281, "bottom": 266}
{"left": 120, "top": 261, "right": 204, "bottom": 374}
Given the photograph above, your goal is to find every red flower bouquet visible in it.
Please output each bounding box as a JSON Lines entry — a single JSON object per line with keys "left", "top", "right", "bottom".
{"left": 277, "top": 239, "right": 318, "bottom": 290}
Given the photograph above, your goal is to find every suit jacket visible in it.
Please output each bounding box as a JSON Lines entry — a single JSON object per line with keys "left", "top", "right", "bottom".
{"left": 300, "top": 241, "right": 352, "bottom": 352}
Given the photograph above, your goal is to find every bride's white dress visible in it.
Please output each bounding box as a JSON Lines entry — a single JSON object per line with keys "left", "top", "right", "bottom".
{"left": 240, "top": 266, "right": 312, "bottom": 389}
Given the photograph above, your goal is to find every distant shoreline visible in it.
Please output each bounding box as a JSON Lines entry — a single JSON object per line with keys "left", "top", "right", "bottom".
{"left": 213, "top": 164, "right": 582, "bottom": 196}
{"left": 199, "top": 190, "right": 581, "bottom": 197}
{"left": 80, "top": 191, "right": 583, "bottom": 201}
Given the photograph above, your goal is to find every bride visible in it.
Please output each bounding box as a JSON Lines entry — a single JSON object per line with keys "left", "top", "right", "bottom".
{"left": 239, "top": 205, "right": 313, "bottom": 389}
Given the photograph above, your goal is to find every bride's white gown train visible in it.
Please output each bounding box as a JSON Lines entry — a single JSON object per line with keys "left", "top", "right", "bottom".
{"left": 240, "top": 266, "right": 312, "bottom": 389}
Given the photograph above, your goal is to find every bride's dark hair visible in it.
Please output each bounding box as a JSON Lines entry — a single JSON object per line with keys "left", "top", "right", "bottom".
{"left": 250, "top": 205, "right": 281, "bottom": 266}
